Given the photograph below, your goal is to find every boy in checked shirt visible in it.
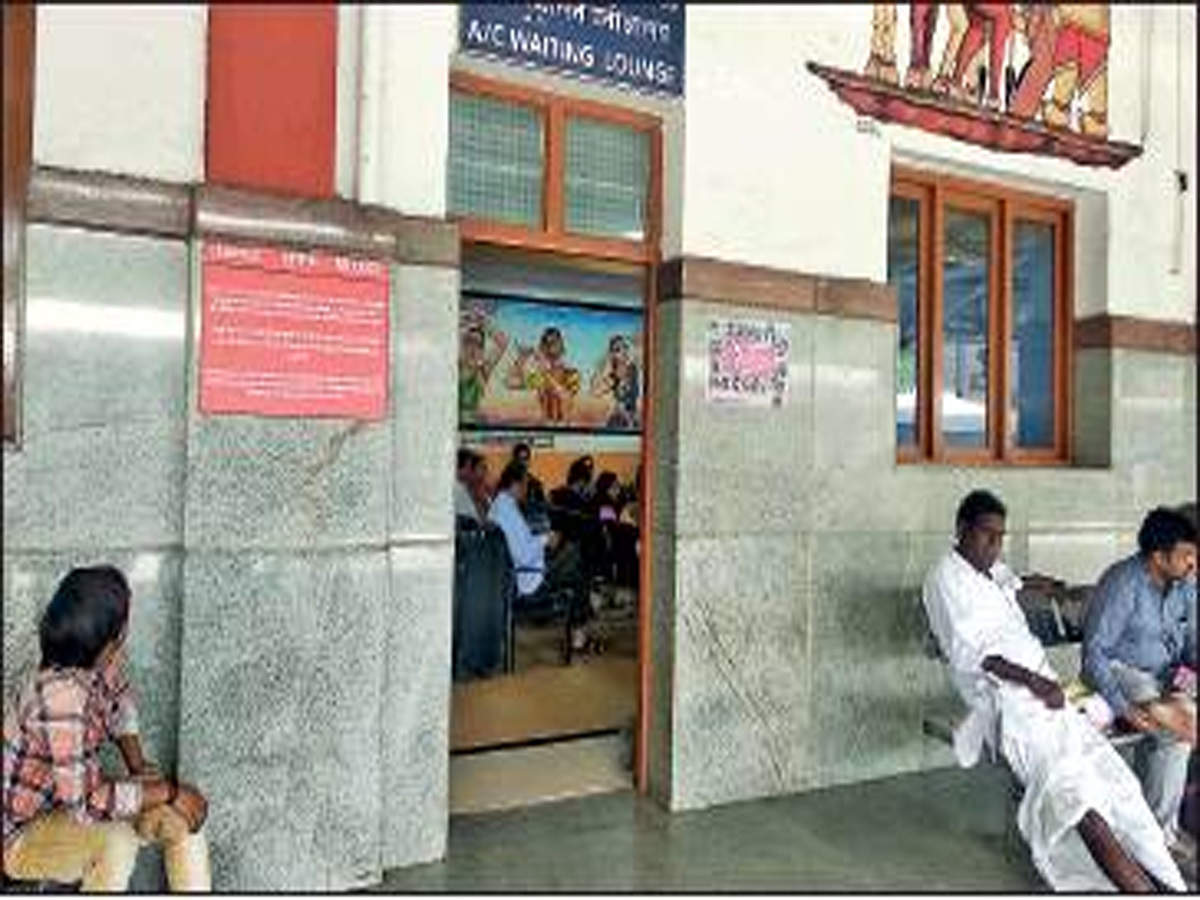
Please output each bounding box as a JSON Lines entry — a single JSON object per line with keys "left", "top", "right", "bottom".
{"left": 3, "top": 566, "right": 210, "bottom": 890}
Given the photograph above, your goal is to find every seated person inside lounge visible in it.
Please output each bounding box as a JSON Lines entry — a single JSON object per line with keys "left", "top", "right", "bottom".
{"left": 1082, "top": 507, "right": 1197, "bottom": 862}
{"left": 550, "top": 457, "right": 602, "bottom": 575}
{"left": 454, "top": 448, "right": 489, "bottom": 525}
{"left": 489, "top": 462, "right": 595, "bottom": 652}
{"left": 510, "top": 442, "right": 550, "bottom": 534}
{"left": 590, "top": 471, "right": 639, "bottom": 589}
{"left": 3, "top": 566, "right": 210, "bottom": 891}
{"left": 922, "top": 490, "right": 1184, "bottom": 891}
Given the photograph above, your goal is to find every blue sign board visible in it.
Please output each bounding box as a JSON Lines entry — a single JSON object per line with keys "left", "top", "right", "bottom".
{"left": 459, "top": 4, "right": 685, "bottom": 97}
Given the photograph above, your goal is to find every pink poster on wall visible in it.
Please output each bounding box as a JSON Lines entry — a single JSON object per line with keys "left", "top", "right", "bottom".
{"left": 200, "top": 241, "right": 389, "bottom": 419}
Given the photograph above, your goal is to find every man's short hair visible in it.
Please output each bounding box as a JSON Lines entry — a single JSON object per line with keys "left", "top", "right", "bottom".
{"left": 497, "top": 461, "right": 528, "bottom": 492}
{"left": 456, "top": 448, "right": 478, "bottom": 471}
{"left": 512, "top": 442, "right": 531, "bottom": 459}
{"left": 955, "top": 489, "right": 1007, "bottom": 530}
{"left": 1175, "top": 502, "right": 1198, "bottom": 532}
{"left": 1137, "top": 506, "right": 1198, "bottom": 556}
{"left": 40, "top": 566, "right": 131, "bottom": 670}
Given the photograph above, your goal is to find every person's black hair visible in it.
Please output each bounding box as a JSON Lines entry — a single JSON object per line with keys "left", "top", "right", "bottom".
{"left": 497, "top": 461, "right": 529, "bottom": 492}
{"left": 955, "top": 489, "right": 1007, "bottom": 530}
{"left": 1137, "top": 506, "right": 1198, "bottom": 556}
{"left": 40, "top": 565, "right": 131, "bottom": 670}
{"left": 1175, "top": 501, "right": 1198, "bottom": 533}
{"left": 512, "top": 442, "right": 531, "bottom": 461}
{"left": 595, "top": 471, "right": 619, "bottom": 501}
{"left": 457, "top": 448, "right": 480, "bottom": 471}
{"left": 567, "top": 457, "right": 592, "bottom": 487}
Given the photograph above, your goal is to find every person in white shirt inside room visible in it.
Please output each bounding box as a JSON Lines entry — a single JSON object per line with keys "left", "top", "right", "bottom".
{"left": 922, "top": 489, "right": 1185, "bottom": 892}
{"left": 488, "top": 461, "right": 595, "bottom": 652}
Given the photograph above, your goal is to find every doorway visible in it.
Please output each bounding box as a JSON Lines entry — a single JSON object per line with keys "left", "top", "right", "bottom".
{"left": 449, "top": 243, "right": 652, "bottom": 814}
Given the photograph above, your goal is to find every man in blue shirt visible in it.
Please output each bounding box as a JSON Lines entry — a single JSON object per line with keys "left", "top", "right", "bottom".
{"left": 1083, "top": 506, "right": 1197, "bottom": 857}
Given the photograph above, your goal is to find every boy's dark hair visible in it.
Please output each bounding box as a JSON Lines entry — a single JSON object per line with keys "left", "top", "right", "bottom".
{"left": 40, "top": 565, "right": 131, "bottom": 670}
{"left": 497, "top": 461, "right": 529, "bottom": 492}
{"left": 955, "top": 490, "right": 1007, "bottom": 530}
{"left": 1137, "top": 506, "right": 1198, "bottom": 556}
{"left": 512, "top": 442, "right": 531, "bottom": 460}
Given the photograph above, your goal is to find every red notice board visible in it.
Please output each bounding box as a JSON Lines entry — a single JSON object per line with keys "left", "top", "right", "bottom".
{"left": 200, "top": 242, "right": 390, "bottom": 419}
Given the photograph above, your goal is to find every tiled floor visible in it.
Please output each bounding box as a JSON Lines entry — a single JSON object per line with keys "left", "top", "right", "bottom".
{"left": 374, "top": 764, "right": 1055, "bottom": 893}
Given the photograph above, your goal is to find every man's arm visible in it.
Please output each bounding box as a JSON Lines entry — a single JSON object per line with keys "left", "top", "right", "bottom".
{"left": 1182, "top": 579, "right": 1197, "bottom": 668}
{"left": 1080, "top": 573, "right": 1135, "bottom": 718}
{"left": 982, "top": 654, "right": 1065, "bottom": 709}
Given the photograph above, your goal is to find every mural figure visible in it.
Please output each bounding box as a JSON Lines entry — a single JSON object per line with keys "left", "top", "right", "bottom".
{"left": 1042, "top": 4, "right": 1110, "bottom": 137}
{"left": 507, "top": 326, "right": 582, "bottom": 423}
{"left": 834, "top": 3, "right": 1131, "bottom": 165}
{"left": 864, "top": 3, "right": 899, "bottom": 84}
{"left": 459, "top": 320, "right": 509, "bottom": 419}
{"left": 590, "top": 334, "right": 641, "bottom": 430}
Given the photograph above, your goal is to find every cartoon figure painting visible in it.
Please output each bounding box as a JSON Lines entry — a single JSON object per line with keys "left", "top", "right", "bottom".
{"left": 507, "top": 326, "right": 582, "bottom": 424}
{"left": 590, "top": 334, "right": 641, "bottom": 430}
{"left": 834, "top": 3, "right": 1131, "bottom": 167}
{"left": 460, "top": 297, "right": 643, "bottom": 432}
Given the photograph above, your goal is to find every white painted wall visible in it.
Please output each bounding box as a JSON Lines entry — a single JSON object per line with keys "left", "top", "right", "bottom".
{"left": 357, "top": 4, "right": 456, "bottom": 217}
{"left": 681, "top": 4, "right": 1196, "bottom": 322}
{"left": 33, "top": 5, "right": 206, "bottom": 183}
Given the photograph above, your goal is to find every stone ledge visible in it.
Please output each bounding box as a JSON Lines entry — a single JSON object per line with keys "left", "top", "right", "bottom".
{"left": 660, "top": 255, "right": 895, "bottom": 322}
{"left": 25, "top": 166, "right": 458, "bottom": 268}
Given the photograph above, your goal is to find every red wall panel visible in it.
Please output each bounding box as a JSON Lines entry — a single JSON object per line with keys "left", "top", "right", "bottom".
{"left": 206, "top": 5, "right": 337, "bottom": 197}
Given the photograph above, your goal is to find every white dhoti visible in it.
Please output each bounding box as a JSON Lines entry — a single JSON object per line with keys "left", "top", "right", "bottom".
{"left": 997, "top": 686, "right": 1184, "bottom": 891}
{"left": 923, "top": 548, "right": 1186, "bottom": 892}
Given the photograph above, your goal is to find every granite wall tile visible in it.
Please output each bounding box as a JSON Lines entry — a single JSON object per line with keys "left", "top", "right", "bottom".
{"left": 183, "top": 417, "right": 391, "bottom": 551}
{"left": 177, "top": 549, "right": 387, "bottom": 890}
{"left": 19, "top": 225, "right": 188, "bottom": 439}
{"left": 1072, "top": 348, "right": 1112, "bottom": 467}
{"left": 668, "top": 534, "right": 812, "bottom": 810}
{"left": 810, "top": 315, "right": 893, "bottom": 476}
{"left": 389, "top": 265, "right": 459, "bottom": 541}
{"left": 807, "top": 532, "right": 928, "bottom": 787}
{"left": 4, "top": 225, "right": 188, "bottom": 550}
{"left": 647, "top": 523, "right": 678, "bottom": 809}
{"left": 379, "top": 540, "right": 453, "bottom": 872}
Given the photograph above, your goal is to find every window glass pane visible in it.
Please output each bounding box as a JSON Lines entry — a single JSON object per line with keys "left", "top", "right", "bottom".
{"left": 888, "top": 196, "right": 920, "bottom": 448}
{"left": 565, "top": 116, "right": 649, "bottom": 240}
{"left": 1011, "top": 221, "right": 1055, "bottom": 448}
{"left": 942, "top": 208, "right": 990, "bottom": 448}
{"left": 448, "top": 91, "right": 544, "bottom": 227}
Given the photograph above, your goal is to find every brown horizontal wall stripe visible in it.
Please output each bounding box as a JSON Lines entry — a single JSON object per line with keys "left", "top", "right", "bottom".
{"left": 25, "top": 166, "right": 458, "bottom": 267}
{"left": 27, "top": 166, "right": 192, "bottom": 238}
{"left": 1074, "top": 314, "right": 1197, "bottom": 355}
{"left": 659, "top": 255, "right": 895, "bottom": 322}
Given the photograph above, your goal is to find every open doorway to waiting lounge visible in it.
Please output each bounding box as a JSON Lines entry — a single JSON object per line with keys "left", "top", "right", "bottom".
{"left": 445, "top": 72, "right": 661, "bottom": 814}
{"left": 450, "top": 243, "right": 650, "bottom": 813}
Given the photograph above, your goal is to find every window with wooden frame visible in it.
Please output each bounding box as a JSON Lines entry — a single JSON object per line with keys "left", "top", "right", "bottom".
{"left": 889, "top": 166, "right": 1073, "bottom": 465}
{"left": 448, "top": 71, "right": 662, "bottom": 265}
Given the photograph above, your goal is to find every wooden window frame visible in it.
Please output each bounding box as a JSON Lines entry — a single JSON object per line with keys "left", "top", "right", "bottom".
{"left": 892, "top": 165, "right": 1073, "bottom": 466}
{"left": 449, "top": 71, "right": 663, "bottom": 266}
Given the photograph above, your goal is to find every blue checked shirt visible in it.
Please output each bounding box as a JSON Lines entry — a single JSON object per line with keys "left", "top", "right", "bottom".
{"left": 1082, "top": 553, "right": 1197, "bottom": 717}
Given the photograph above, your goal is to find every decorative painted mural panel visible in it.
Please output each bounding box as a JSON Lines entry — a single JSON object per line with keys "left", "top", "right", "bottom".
{"left": 808, "top": 4, "right": 1141, "bottom": 168}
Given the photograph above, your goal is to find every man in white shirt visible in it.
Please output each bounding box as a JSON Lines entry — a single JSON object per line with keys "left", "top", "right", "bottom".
{"left": 922, "top": 489, "right": 1184, "bottom": 892}
{"left": 488, "top": 461, "right": 593, "bottom": 651}
{"left": 454, "top": 448, "right": 486, "bottom": 525}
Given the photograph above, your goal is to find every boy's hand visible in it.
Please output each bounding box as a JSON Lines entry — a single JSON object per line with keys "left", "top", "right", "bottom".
{"left": 172, "top": 781, "right": 209, "bottom": 833}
